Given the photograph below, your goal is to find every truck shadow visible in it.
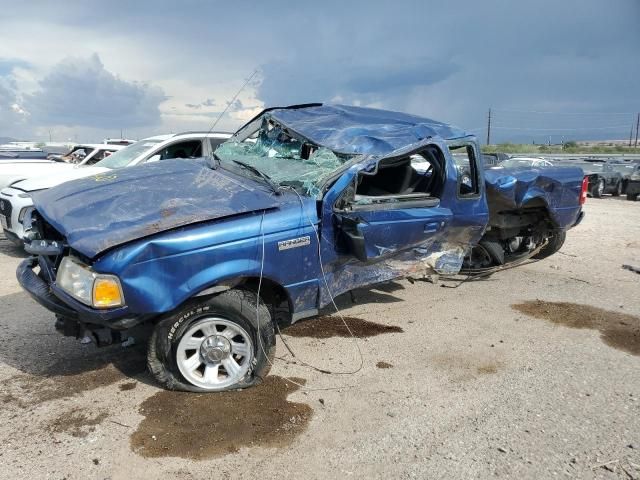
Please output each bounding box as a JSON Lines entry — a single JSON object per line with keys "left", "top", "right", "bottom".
{"left": 0, "top": 234, "right": 28, "bottom": 258}
{"left": 332, "top": 281, "right": 406, "bottom": 309}
{"left": 0, "top": 292, "right": 151, "bottom": 408}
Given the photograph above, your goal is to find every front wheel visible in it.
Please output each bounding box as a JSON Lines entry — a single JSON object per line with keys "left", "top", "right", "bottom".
{"left": 147, "top": 289, "right": 275, "bottom": 392}
{"left": 532, "top": 231, "right": 566, "bottom": 260}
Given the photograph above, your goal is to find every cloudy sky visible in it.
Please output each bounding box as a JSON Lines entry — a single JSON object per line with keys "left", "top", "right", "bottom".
{"left": 0, "top": 0, "right": 638, "bottom": 143}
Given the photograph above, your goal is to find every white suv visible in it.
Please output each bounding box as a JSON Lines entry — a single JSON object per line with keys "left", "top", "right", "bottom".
{"left": 0, "top": 131, "right": 231, "bottom": 246}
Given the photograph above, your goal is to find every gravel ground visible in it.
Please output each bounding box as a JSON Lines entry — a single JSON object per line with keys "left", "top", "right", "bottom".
{"left": 0, "top": 197, "right": 638, "bottom": 479}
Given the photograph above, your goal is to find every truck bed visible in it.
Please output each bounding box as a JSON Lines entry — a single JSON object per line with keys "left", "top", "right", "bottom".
{"left": 484, "top": 166, "right": 585, "bottom": 229}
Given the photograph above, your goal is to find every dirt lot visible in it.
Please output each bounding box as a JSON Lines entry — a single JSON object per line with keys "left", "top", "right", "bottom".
{"left": 0, "top": 197, "right": 638, "bottom": 479}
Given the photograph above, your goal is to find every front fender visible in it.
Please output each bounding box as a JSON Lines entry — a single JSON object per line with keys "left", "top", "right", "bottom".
{"left": 92, "top": 197, "right": 321, "bottom": 316}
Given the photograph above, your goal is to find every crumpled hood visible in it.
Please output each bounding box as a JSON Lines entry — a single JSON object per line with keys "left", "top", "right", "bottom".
{"left": 12, "top": 165, "right": 110, "bottom": 191}
{"left": 33, "top": 159, "right": 280, "bottom": 258}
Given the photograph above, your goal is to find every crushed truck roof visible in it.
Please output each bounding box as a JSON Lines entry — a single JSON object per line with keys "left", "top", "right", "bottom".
{"left": 240, "top": 104, "right": 469, "bottom": 156}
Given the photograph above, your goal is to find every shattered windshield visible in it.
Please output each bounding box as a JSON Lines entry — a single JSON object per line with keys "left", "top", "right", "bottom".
{"left": 215, "top": 124, "right": 352, "bottom": 197}
{"left": 94, "top": 138, "right": 164, "bottom": 169}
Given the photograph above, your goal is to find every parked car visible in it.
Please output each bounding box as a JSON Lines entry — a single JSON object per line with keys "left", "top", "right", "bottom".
{"left": 0, "top": 150, "right": 49, "bottom": 160}
{"left": 609, "top": 162, "right": 640, "bottom": 195}
{"left": 46, "top": 144, "right": 123, "bottom": 165}
{"left": 0, "top": 132, "right": 231, "bottom": 245}
{"left": 495, "top": 157, "right": 554, "bottom": 169}
{"left": 575, "top": 161, "right": 623, "bottom": 198}
{"left": 103, "top": 138, "right": 136, "bottom": 146}
{"left": 625, "top": 165, "right": 640, "bottom": 201}
{"left": 17, "top": 104, "right": 585, "bottom": 392}
{"left": 0, "top": 144, "right": 123, "bottom": 191}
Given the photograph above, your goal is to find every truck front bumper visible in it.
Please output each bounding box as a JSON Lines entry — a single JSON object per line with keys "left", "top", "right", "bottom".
{"left": 17, "top": 257, "right": 145, "bottom": 330}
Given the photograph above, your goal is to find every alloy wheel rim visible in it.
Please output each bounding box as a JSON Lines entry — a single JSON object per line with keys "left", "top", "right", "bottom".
{"left": 176, "top": 317, "right": 253, "bottom": 390}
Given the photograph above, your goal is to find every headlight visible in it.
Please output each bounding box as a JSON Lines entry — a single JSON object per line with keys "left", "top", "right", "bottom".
{"left": 56, "top": 257, "right": 124, "bottom": 308}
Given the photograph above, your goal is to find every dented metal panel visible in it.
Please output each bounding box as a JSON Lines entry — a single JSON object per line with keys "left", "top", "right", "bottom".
{"left": 484, "top": 166, "right": 584, "bottom": 226}
{"left": 237, "top": 104, "right": 469, "bottom": 155}
{"left": 32, "top": 158, "right": 280, "bottom": 258}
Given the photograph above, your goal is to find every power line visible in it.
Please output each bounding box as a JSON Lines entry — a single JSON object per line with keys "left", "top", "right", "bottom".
{"left": 491, "top": 108, "right": 636, "bottom": 116}
{"left": 490, "top": 124, "right": 631, "bottom": 132}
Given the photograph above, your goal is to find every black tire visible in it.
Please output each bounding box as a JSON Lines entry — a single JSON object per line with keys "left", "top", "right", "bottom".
{"left": 481, "top": 239, "right": 505, "bottom": 265}
{"left": 147, "top": 289, "right": 275, "bottom": 392}
{"left": 465, "top": 239, "right": 504, "bottom": 268}
{"left": 628, "top": 193, "right": 638, "bottom": 201}
{"left": 612, "top": 181, "right": 622, "bottom": 197}
{"left": 591, "top": 178, "right": 604, "bottom": 198}
{"left": 533, "top": 230, "right": 566, "bottom": 260}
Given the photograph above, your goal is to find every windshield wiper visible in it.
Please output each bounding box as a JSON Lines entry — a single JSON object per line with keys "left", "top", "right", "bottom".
{"left": 230, "top": 159, "right": 281, "bottom": 195}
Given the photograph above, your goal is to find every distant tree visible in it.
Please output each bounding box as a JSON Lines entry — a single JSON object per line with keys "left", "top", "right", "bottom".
{"left": 563, "top": 141, "right": 578, "bottom": 150}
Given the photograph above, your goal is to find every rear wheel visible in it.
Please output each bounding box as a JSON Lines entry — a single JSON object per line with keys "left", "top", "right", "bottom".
{"left": 464, "top": 239, "right": 505, "bottom": 270}
{"left": 533, "top": 231, "right": 566, "bottom": 260}
{"left": 628, "top": 193, "right": 638, "bottom": 201}
{"left": 147, "top": 289, "right": 275, "bottom": 392}
{"left": 591, "top": 178, "right": 605, "bottom": 198}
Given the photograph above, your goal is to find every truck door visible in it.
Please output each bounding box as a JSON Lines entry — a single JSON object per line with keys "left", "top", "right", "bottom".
{"left": 318, "top": 142, "right": 453, "bottom": 303}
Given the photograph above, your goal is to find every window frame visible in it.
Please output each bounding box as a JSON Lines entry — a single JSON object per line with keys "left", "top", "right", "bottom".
{"left": 448, "top": 141, "right": 482, "bottom": 200}
{"left": 334, "top": 147, "right": 445, "bottom": 213}
{"left": 142, "top": 138, "right": 203, "bottom": 163}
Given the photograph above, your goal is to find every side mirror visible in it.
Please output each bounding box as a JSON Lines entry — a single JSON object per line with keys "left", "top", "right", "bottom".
{"left": 147, "top": 154, "right": 161, "bottom": 163}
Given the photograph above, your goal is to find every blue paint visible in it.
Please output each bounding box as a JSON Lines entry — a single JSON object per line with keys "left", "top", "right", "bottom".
{"left": 484, "top": 166, "right": 584, "bottom": 227}
{"left": 261, "top": 104, "right": 468, "bottom": 155}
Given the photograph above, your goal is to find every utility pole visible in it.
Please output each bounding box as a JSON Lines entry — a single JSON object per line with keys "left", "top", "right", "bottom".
{"left": 49, "top": 130, "right": 52, "bottom": 142}
{"left": 486, "top": 108, "right": 491, "bottom": 145}
{"left": 631, "top": 123, "right": 634, "bottom": 147}
{"left": 635, "top": 113, "right": 639, "bottom": 148}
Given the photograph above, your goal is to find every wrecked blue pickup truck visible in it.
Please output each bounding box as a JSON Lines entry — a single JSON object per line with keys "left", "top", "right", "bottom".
{"left": 17, "top": 104, "right": 586, "bottom": 392}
